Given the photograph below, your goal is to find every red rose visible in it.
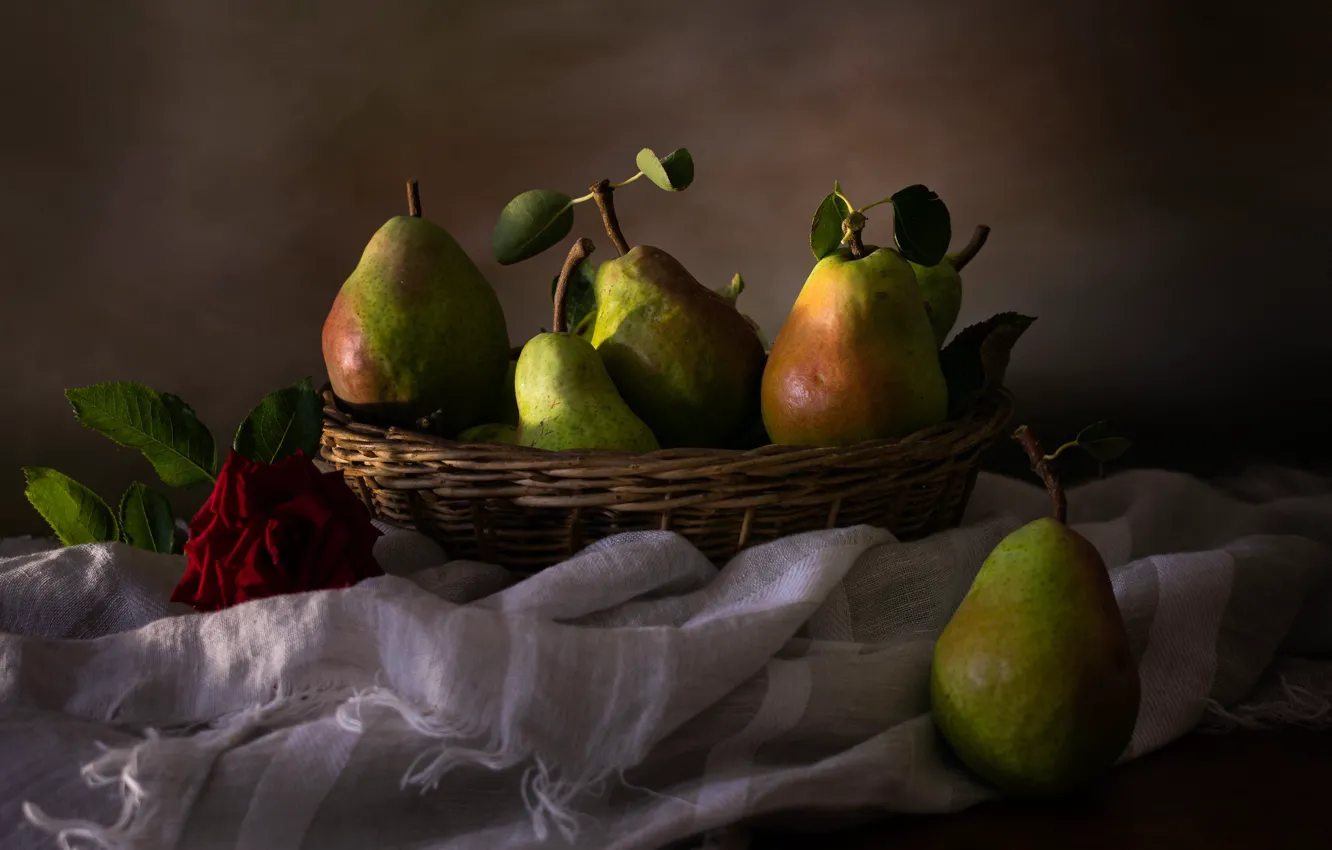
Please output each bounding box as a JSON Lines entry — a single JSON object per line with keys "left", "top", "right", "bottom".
{"left": 170, "top": 449, "right": 383, "bottom": 612}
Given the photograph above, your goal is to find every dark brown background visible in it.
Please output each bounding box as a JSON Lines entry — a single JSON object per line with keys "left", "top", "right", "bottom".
{"left": 3, "top": 0, "right": 1331, "bottom": 534}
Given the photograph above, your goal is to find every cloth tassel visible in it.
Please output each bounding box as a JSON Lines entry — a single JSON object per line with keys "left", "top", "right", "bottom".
{"left": 1201, "top": 678, "right": 1332, "bottom": 732}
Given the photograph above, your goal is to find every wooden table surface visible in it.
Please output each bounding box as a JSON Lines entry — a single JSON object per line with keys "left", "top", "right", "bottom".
{"left": 751, "top": 728, "right": 1329, "bottom": 848}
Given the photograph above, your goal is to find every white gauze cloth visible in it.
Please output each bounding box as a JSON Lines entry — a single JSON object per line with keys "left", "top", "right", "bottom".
{"left": 1, "top": 467, "right": 1331, "bottom": 850}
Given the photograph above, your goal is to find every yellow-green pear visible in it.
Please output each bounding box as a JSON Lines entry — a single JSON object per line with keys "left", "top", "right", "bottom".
{"left": 322, "top": 180, "right": 510, "bottom": 432}
{"left": 590, "top": 249, "right": 765, "bottom": 449}
{"left": 517, "top": 239, "right": 660, "bottom": 453}
{"left": 931, "top": 426, "right": 1140, "bottom": 797}
{"left": 762, "top": 239, "right": 947, "bottom": 446}
{"left": 911, "top": 225, "right": 990, "bottom": 347}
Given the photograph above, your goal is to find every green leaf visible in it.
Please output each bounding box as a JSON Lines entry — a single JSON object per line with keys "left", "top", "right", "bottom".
{"left": 636, "top": 147, "right": 694, "bottom": 191}
{"left": 23, "top": 467, "right": 119, "bottom": 546}
{"left": 891, "top": 184, "right": 951, "bottom": 266}
{"left": 810, "top": 188, "right": 852, "bottom": 260}
{"left": 118, "top": 481, "right": 176, "bottom": 554}
{"left": 492, "top": 189, "right": 575, "bottom": 265}
{"left": 1076, "top": 421, "right": 1114, "bottom": 443}
{"left": 233, "top": 377, "right": 324, "bottom": 464}
{"left": 939, "top": 313, "right": 1037, "bottom": 417}
{"left": 550, "top": 258, "right": 599, "bottom": 336}
{"left": 66, "top": 382, "right": 217, "bottom": 488}
{"left": 1076, "top": 421, "right": 1132, "bottom": 463}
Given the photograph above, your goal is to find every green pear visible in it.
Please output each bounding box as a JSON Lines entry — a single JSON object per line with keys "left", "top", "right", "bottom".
{"left": 910, "top": 225, "right": 991, "bottom": 347}
{"left": 457, "top": 422, "right": 518, "bottom": 444}
{"left": 931, "top": 427, "right": 1140, "bottom": 796}
{"left": 517, "top": 239, "right": 660, "bottom": 453}
{"left": 590, "top": 247, "right": 766, "bottom": 449}
{"left": 912, "top": 261, "right": 962, "bottom": 347}
{"left": 322, "top": 182, "right": 510, "bottom": 432}
{"left": 761, "top": 243, "right": 947, "bottom": 446}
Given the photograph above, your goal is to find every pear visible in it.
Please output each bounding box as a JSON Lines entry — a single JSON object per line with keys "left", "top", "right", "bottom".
{"left": 590, "top": 247, "right": 767, "bottom": 449}
{"left": 322, "top": 181, "right": 510, "bottom": 432}
{"left": 517, "top": 239, "right": 660, "bottom": 453}
{"left": 930, "top": 426, "right": 1140, "bottom": 797}
{"left": 911, "top": 225, "right": 991, "bottom": 347}
{"left": 457, "top": 422, "right": 518, "bottom": 445}
{"left": 912, "top": 262, "right": 962, "bottom": 347}
{"left": 761, "top": 243, "right": 947, "bottom": 446}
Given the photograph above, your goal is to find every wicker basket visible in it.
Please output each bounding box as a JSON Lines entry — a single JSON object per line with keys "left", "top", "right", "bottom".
{"left": 319, "top": 388, "right": 1014, "bottom": 571}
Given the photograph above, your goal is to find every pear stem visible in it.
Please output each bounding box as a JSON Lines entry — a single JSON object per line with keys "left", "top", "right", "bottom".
{"left": 952, "top": 225, "right": 991, "bottom": 271}
{"left": 590, "top": 179, "right": 630, "bottom": 256}
{"left": 843, "top": 212, "right": 867, "bottom": 259}
{"left": 1015, "top": 425, "right": 1068, "bottom": 524}
{"left": 552, "top": 238, "right": 595, "bottom": 334}
{"left": 406, "top": 179, "right": 422, "bottom": 217}
{"left": 847, "top": 229, "right": 865, "bottom": 259}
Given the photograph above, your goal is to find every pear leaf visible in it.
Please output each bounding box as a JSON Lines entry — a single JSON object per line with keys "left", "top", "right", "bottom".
{"left": 23, "top": 467, "right": 119, "bottom": 546}
{"left": 1076, "top": 421, "right": 1132, "bottom": 463}
{"left": 66, "top": 382, "right": 217, "bottom": 488}
{"left": 550, "top": 258, "right": 599, "bottom": 336}
{"left": 492, "top": 189, "right": 575, "bottom": 265}
{"left": 810, "top": 189, "right": 852, "bottom": 260}
{"left": 891, "top": 184, "right": 951, "bottom": 266}
{"left": 118, "top": 481, "right": 177, "bottom": 554}
{"left": 234, "top": 377, "right": 324, "bottom": 464}
{"left": 939, "top": 313, "right": 1036, "bottom": 416}
{"left": 636, "top": 147, "right": 694, "bottom": 191}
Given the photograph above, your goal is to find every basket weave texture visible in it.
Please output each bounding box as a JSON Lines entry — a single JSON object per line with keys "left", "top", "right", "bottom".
{"left": 319, "top": 388, "right": 1014, "bottom": 571}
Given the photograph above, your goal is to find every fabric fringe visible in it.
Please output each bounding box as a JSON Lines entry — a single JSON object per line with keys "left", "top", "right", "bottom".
{"left": 521, "top": 756, "right": 595, "bottom": 843}
{"left": 26, "top": 676, "right": 619, "bottom": 847}
{"left": 1200, "top": 677, "right": 1332, "bottom": 733}
{"left": 335, "top": 683, "right": 614, "bottom": 843}
{"left": 22, "top": 670, "right": 1332, "bottom": 847}
{"left": 616, "top": 768, "right": 704, "bottom": 812}
{"left": 22, "top": 733, "right": 158, "bottom": 850}
{"left": 21, "top": 683, "right": 355, "bottom": 849}
{"left": 334, "top": 684, "right": 516, "bottom": 791}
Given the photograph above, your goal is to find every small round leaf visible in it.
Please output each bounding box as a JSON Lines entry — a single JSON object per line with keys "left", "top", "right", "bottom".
{"left": 636, "top": 147, "right": 695, "bottom": 191}
{"left": 1076, "top": 421, "right": 1132, "bottom": 462}
{"left": 1076, "top": 421, "right": 1114, "bottom": 442}
{"left": 1081, "top": 437, "right": 1132, "bottom": 463}
{"left": 891, "top": 184, "right": 951, "bottom": 267}
{"left": 492, "top": 189, "right": 575, "bottom": 265}
{"left": 810, "top": 190, "right": 852, "bottom": 260}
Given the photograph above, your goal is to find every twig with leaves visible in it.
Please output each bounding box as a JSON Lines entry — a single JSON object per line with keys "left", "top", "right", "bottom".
{"left": 1014, "top": 423, "right": 1133, "bottom": 523}
{"left": 491, "top": 146, "right": 694, "bottom": 267}
{"left": 809, "top": 180, "right": 962, "bottom": 268}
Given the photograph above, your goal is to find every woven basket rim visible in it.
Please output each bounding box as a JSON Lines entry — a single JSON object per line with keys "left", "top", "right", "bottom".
{"left": 320, "top": 385, "right": 1015, "bottom": 466}
{"left": 319, "top": 385, "right": 1016, "bottom": 568}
